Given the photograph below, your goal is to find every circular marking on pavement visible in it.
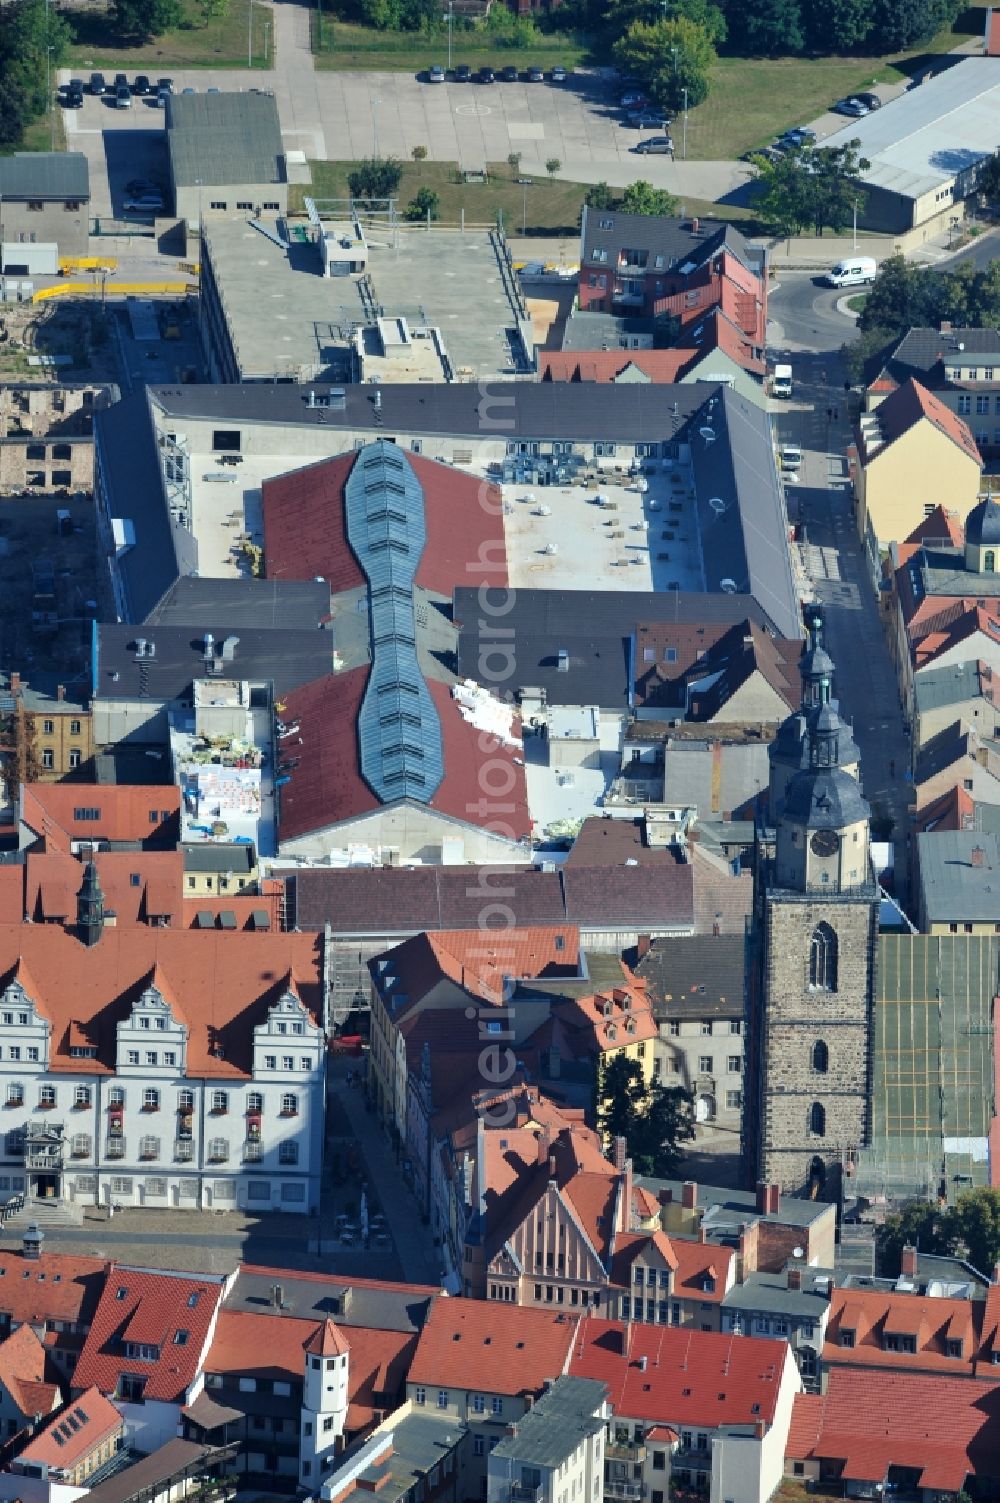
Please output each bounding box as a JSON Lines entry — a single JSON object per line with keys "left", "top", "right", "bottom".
{"left": 454, "top": 102, "right": 492, "bottom": 117}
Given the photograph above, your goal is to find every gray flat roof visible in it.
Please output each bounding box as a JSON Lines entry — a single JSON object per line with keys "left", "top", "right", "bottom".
{"left": 181, "top": 842, "right": 255, "bottom": 873}
{"left": 94, "top": 619, "right": 333, "bottom": 704}
{"left": 492, "top": 1378, "right": 606, "bottom": 1466}
{"left": 0, "top": 151, "right": 89, "bottom": 201}
{"left": 914, "top": 661, "right": 983, "bottom": 714}
{"left": 721, "top": 1268, "right": 836, "bottom": 1318}
{"left": 822, "top": 57, "right": 1000, "bottom": 201}
{"left": 635, "top": 934, "right": 745, "bottom": 1018}
{"left": 167, "top": 91, "right": 284, "bottom": 187}
{"left": 917, "top": 829, "right": 1000, "bottom": 922}
{"left": 636, "top": 1176, "right": 833, "bottom": 1228}
{"left": 202, "top": 219, "right": 357, "bottom": 382}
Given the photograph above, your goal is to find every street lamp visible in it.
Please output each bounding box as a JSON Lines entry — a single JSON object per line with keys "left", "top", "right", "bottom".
{"left": 522, "top": 177, "right": 530, "bottom": 234}
{"left": 444, "top": 0, "right": 453, "bottom": 72}
{"left": 372, "top": 95, "right": 381, "bottom": 159}
{"left": 248, "top": 0, "right": 253, "bottom": 69}
{"left": 852, "top": 196, "right": 858, "bottom": 251}
{"left": 46, "top": 45, "right": 54, "bottom": 150}
{"left": 682, "top": 85, "right": 688, "bottom": 160}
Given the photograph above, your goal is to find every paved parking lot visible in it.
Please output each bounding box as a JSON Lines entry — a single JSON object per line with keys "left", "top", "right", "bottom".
{"left": 61, "top": 54, "right": 751, "bottom": 217}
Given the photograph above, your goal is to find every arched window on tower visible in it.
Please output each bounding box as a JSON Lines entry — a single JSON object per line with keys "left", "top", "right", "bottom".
{"left": 808, "top": 923, "right": 838, "bottom": 991}
{"left": 986, "top": 551, "right": 996, "bottom": 573}
{"left": 812, "top": 1039, "right": 829, "bottom": 1073}
{"left": 809, "top": 1102, "right": 826, "bottom": 1137}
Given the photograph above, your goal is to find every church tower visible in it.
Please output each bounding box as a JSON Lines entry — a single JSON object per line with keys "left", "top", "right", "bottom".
{"left": 299, "top": 1318, "right": 350, "bottom": 1489}
{"left": 76, "top": 859, "right": 105, "bottom": 947}
{"left": 745, "top": 639, "right": 878, "bottom": 1202}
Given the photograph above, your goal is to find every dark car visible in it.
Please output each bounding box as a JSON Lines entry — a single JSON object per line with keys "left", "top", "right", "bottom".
{"left": 114, "top": 72, "right": 128, "bottom": 90}
{"left": 89, "top": 72, "right": 106, "bottom": 95}
{"left": 454, "top": 63, "right": 472, "bottom": 81}
{"left": 62, "top": 81, "right": 84, "bottom": 107}
{"left": 126, "top": 176, "right": 158, "bottom": 196}
{"left": 477, "top": 66, "right": 495, "bottom": 83}
{"left": 551, "top": 65, "right": 567, "bottom": 81}
{"left": 626, "top": 109, "right": 668, "bottom": 129}
{"left": 854, "top": 91, "right": 881, "bottom": 109}
{"left": 133, "top": 74, "right": 151, "bottom": 94}
{"left": 619, "top": 89, "right": 645, "bottom": 108}
{"left": 157, "top": 76, "right": 174, "bottom": 93}
{"left": 527, "top": 65, "right": 544, "bottom": 81}
{"left": 502, "top": 64, "right": 518, "bottom": 81}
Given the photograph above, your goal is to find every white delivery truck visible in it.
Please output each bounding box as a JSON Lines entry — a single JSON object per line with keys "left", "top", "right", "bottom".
{"left": 825, "top": 256, "right": 877, "bottom": 288}
{"left": 772, "top": 363, "right": 793, "bottom": 398}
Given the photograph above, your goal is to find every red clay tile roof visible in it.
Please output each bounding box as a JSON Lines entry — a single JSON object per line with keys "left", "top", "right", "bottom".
{"left": 263, "top": 449, "right": 508, "bottom": 596}
{"left": 0, "top": 926, "right": 323, "bottom": 1077}
{"left": 182, "top": 890, "right": 284, "bottom": 932}
{"left": 20, "top": 1386, "right": 123, "bottom": 1469}
{"left": 0, "top": 1250, "right": 108, "bottom": 1327}
{"left": 610, "top": 1230, "right": 679, "bottom": 1285}
{"left": 73, "top": 1266, "right": 227, "bottom": 1404}
{"left": 904, "top": 505, "right": 965, "bottom": 548}
{"left": 824, "top": 1287, "right": 981, "bottom": 1376}
{"left": 407, "top": 1297, "right": 577, "bottom": 1397}
{"left": 802, "top": 1367, "right": 1000, "bottom": 1488}
{"left": 20, "top": 786, "right": 181, "bottom": 854}
{"left": 914, "top": 784, "right": 977, "bottom": 835}
{"left": 786, "top": 1391, "right": 825, "bottom": 1461}
{"left": 860, "top": 378, "right": 983, "bottom": 469}
{"left": 570, "top": 1320, "right": 788, "bottom": 1428}
{"left": 672, "top": 1239, "right": 734, "bottom": 1301}
{"left": 540, "top": 352, "right": 692, "bottom": 384}
{"left": 25, "top": 852, "right": 185, "bottom": 929}
{"left": 206, "top": 1309, "right": 417, "bottom": 1429}
{"left": 304, "top": 1318, "right": 351, "bottom": 1357}
{"left": 375, "top": 926, "right": 581, "bottom": 1015}
{"left": 0, "top": 1323, "right": 59, "bottom": 1418}
{"left": 276, "top": 672, "right": 530, "bottom": 844}
{"left": 552, "top": 982, "right": 658, "bottom": 1057}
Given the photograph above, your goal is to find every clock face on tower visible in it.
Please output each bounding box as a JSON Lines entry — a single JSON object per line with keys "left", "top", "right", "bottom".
{"left": 810, "top": 829, "right": 840, "bottom": 857}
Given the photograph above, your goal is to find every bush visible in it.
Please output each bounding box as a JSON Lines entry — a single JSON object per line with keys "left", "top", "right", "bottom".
{"left": 411, "top": 145, "right": 428, "bottom": 161}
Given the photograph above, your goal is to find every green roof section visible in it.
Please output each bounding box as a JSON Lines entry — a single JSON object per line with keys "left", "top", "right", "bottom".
{"left": 167, "top": 92, "right": 285, "bottom": 188}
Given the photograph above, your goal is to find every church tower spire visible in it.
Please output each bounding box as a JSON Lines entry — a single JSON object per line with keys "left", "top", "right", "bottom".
{"left": 76, "top": 859, "right": 105, "bottom": 947}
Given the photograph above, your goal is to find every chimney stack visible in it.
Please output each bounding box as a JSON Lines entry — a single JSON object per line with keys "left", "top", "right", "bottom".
{"left": 635, "top": 934, "right": 652, "bottom": 962}
{"left": 613, "top": 1135, "right": 627, "bottom": 1172}
{"left": 787, "top": 1266, "right": 802, "bottom": 1291}
{"left": 56, "top": 684, "right": 65, "bottom": 701}
{"left": 756, "top": 1182, "right": 781, "bottom": 1215}
{"left": 10, "top": 672, "right": 20, "bottom": 694}
{"left": 548, "top": 1154, "right": 557, "bottom": 1180}
{"left": 682, "top": 1180, "right": 697, "bottom": 1210}
{"left": 900, "top": 1244, "right": 918, "bottom": 1278}
{"left": 972, "top": 845, "right": 985, "bottom": 868}
{"left": 536, "top": 1131, "right": 551, "bottom": 1167}
{"left": 22, "top": 1223, "right": 43, "bottom": 1261}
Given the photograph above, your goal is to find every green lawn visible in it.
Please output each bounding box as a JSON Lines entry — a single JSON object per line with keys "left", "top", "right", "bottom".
{"left": 312, "top": 16, "right": 587, "bottom": 71}
{"left": 294, "top": 158, "right": 759, "bottom": 233}
{"left": 67, "top": 0, "right": 271, "bottom": 70}
{"left": 684, "top": 16, "right": 983, "bottom": 159}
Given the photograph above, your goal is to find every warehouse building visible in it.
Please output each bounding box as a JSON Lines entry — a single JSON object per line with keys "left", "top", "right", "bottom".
{"left": 821, "top": 58, "right": 1000, "bottom": 240}
{"left": 167, "top": 91, "right": 287, "bottom": 227}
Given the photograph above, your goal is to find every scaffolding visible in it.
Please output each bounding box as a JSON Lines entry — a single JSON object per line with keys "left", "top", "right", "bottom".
{"left": 853, "top": 934, "right": 996, "bottom": 1210}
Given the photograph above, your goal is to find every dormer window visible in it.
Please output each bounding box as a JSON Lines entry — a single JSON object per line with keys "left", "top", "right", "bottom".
{"left": 882, "top": 1333, "right": 916, "bottom": 1354}
{"left": 946, "top": 1338, "right": 963, "bottom": 1359}
{"left": 840, "top": 1328, "right": 855, "bottom": 1348}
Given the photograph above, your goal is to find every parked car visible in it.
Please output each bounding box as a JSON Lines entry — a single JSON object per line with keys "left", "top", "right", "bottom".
{"left": 781, "top": 126, "right": 816, "bottom": 145}
{"left": 126, "top": 177, "right": 158, "bottom": 196}
{"left": 62, "top": 81, "right": 84, "bottom": 107}
{"left": 454, "top": 63, "right": 471, "bottom": 81}
{"left": 527, "top": 65, "right": 544, "bottom": 82}
{"left": 133, "top": 74, "right": 150, "bottom": 94}
{"left": 634, "top": 135, "right": 673, "bottom": 154}
{"left": 477, "top": 66, "right": 495, "bottom": 83}
{"left": 427, "top": 64, "right": 445, "bottom": 82}
{"left": 626, "top": 110, "right": 669, "bottom": 129}
{"left": 89, "top": 72, "right": 106, "bottom": 95}
{"left": 114, "top": 72, "right": 128, "bottom": 90}
{"left": 551, "top": 65, "right": 567, "bottom": 81}
{"left": 115, "top": 83, "right": 132, "bottom": 108}
{"left": 501, "top": 64, "right": 518, "bottom": 81}
{"left": 181, "top": 85, "right": 197, "bottom": 94}
{"left": 620, "top": 90, "right": 645, "bottom": 108}
{"left": 124, "top": 192, "right": 164, "bottom": 214}
{"left": 854, "top": 91, "right": 881, "bottom": 110}
{"left": 742, "top": 145, "right": 781, "bottom": 164}
{"left": 833, "top": 96, "right": 868, "bottom": 116}
{"left": 157, "top": 76, "right": 174, "bottom": 94}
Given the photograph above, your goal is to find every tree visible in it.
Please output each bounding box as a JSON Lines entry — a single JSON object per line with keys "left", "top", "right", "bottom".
{"left": 545, "top": 157, "right": 561, "bottom": 177}
{"left": 110, "top": 0, "right": 183, "bottom": 40}
{"left": 348, "top": 156, "right": 403, "bottom": 203}
{"left": 601, "top": 0, "right": 725, "bottom": 45}
{"left": 405, "top": 185, "right": 439, "bottom": 221}
{"left": 752, "top": 139, "right": 868, "bottom": 238}
{"left": 840, "top": 325, "right": 897, "bottom": 387}
{"left": 979, "top": 152, "right": 1000, "bottom": 204}
{"left": 620, "top": 179, "right": 679, "bottom": 216}
{"left": 0, "top": 0, "right": 71, "bottom": 134}
{"left": 584, "top": 182, "right": 615, "bottom": 209}
{"left": 597, "top": 1055, "right": 695, "bottom": 1177}
{"left": 730, "top": 0, "right": 804, "bottom": 55}
{"left": 411, "top": 144, "right": 428, "bottom": 161}
{"left": 867, "top": 0, "right": 952, "bottom": 50}
{"left": 631, "top": 1083, "right": 695, "bottom": 1176}
{"left": 748, "top": 150, "right": 816, "bottom": 237}
{"left": 804, "top": 0, "right": 874, "bottom": 50}
{"left": 507, "top": 151, "right": 522, "bottom": 178}
{"left": 201, "top": 0, "right": 230, "bottom": 24}
{"left": 613, "top": 15, "right": 716, "bottom": 114}
{"left": 875, "top": 1199, "right": 947, "bottom": 1275}
{"left": 942, "top": 1188, "right": 1000, "bottom": 1276}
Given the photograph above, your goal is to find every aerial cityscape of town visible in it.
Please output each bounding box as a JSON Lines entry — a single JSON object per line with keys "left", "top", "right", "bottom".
{"left": 0, "top": 0, "right": 998, "bottom": 1497}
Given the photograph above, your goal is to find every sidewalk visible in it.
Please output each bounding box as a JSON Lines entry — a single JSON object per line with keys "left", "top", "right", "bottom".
{"left": 331, "top": 1070, "right": 443, "bottom": 1289}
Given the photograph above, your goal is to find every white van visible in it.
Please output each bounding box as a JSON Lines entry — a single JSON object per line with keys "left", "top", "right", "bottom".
{"left": 826, "top": 256, "right": 877, "bottom": 288}
{"left": 772, "top": 363, "right": 793, "bottom": 398}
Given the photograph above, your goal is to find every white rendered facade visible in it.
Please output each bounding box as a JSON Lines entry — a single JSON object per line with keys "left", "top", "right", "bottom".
{"left": 0, "top": 976, "right": 326, "bottom": 1214}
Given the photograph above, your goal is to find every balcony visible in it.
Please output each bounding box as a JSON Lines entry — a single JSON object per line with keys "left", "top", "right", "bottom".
{"left": 511, "top": 1486, "right": 544, "bottom": 1503}
{"left": 605, "top": 1483, "right": 645, "bottom": 1500}
{"left": 606, "top": 1444, "right": 647, "bottom": 1463}
{"left": 670, "top": 1450, "right": 711, "bottom": 1469}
